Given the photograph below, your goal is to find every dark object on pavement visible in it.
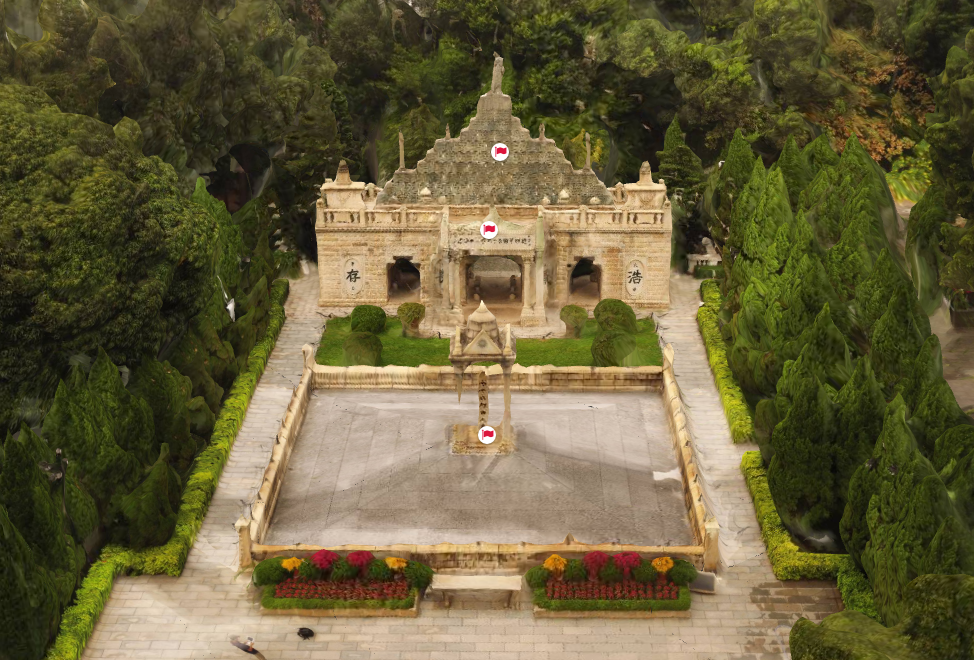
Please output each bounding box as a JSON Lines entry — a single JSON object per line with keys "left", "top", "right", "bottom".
{"left": 298, "top": 627, "right": 315, "bottom": 640}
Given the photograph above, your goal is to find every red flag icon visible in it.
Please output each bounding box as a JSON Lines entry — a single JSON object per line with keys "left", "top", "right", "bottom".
{"left": 482, "top": 429, "right": 494, "bottom": 438}
{"left": 483, "top": 223, "right": 496, "bottom": 233}
{"left": 493, "top": 146, "right": 508, "bottom": 156}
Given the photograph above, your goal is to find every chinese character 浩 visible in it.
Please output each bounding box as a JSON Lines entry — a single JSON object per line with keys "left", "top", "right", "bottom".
{"left": 627, "top": 269, "right": 642, "bottom": 285}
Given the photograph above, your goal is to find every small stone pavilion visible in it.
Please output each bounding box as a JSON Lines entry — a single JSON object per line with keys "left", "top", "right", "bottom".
{"left": 316, "top": 55, "right": 672, "bottom": 326}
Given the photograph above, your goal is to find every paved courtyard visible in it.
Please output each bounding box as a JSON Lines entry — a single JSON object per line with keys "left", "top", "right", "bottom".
{"left": 80, "top": 266, "right": 842, "bottom": 660}
{"left": 265, "top": 391, "right": 693, "bottom": 548}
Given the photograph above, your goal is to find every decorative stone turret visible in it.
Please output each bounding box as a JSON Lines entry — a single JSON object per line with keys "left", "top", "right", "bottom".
{"left": 320, "top": 159, "right": 366, "bottom": 210}
{"left": 624, "top": 161, "right": 668, "bottom": 209}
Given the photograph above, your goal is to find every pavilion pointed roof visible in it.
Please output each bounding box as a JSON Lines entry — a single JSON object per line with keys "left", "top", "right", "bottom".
{"left": 376, "top": 61, "right": 612, "bottom": 206}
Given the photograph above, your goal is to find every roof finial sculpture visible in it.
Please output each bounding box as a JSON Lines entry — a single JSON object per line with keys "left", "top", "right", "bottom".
{"left": 446, "top": 124, "right": 451, "bottom": 138}
{"left": 539, "top": 122, "right": 545, "bottom": 140}
{"left": 491, "top": 53, "right": 504, "bottom": 94}
{"left": 398, "top": 130, "right": 405, "bottom": 170}
{"left": 335, "top": 160, "right": 351, "bottom": 185}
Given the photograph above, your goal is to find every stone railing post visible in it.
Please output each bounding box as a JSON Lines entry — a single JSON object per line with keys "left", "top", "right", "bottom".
{"left": 235, "top": 516, "right": 253, "bottom": 568}
{"left": 704, "top": 518, "right": 719, "bottom": 572}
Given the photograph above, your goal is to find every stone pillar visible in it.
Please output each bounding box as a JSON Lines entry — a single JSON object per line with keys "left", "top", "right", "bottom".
{"left": 452, "top": 253, "right": 463, "bottom": 310}
{"left": 502, "top": 364, "right": 512, "bottom": 433}
{"left": 535, "top": 254, "right": 545, "bottom": 311}
{"left": 477, "top": 371, "right": 489, "bottom": 427}
{"left": 522, "top": 255, "right": 534, "bottom": 309}
{"left": 235, "top": 516, "right": 253, "bottom": 568}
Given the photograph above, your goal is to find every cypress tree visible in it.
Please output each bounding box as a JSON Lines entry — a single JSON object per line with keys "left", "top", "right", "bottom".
{"left": 112, "top": 443, "right": 182, "bottom": 549}
{"left": 0, "top": 430, "right": 70, "bottom": 572}
{"left": 800, "top": 133, "right": 839, "bottom": 177}
{"left": 833, "top": 356, "right": 887, "bottom": 505}
{"left": 658, "top": 117, "right": 704, "bottom": 212}
{"left": 854, "top": 248, "right": 931, "bottom": 339}
{"left": 857, "top": 396, "right": 974, "bottom": 625}
{"left": 128, "top": 358, "right": 197, "bottom": 469}
{"left": 707, "top": 129, "right": 756, "bottom": 243}
{"left": 41, "top": 373, "right": 142, "bottom": 506}
{"left": 798, "top": 165, "right": 843, "bottom": 246}
{"left": 0, "top": 504, "right": 60, "bottom": 660}
{"left": 778, "top": 303, "right": 853, "bottom": 391}
{"left": 870, "top": 288, "right": 928, "bottom": 390}
{"left": 777, "top": 134, "right": 811, "bottom": 209}
{"left": 87, "top": 347, "right": 155, "bottom": 466}
{"left": 725, "top": 158, "right": 767, "bottom": 258}
{"left": 934, "top": 425, "right": 974, "bottom": 530}
{"left": 827, "top": 204, "right": 873, "bottom": 300}
{"left": 767, "top": 360, "right": 838, "bottom": 534}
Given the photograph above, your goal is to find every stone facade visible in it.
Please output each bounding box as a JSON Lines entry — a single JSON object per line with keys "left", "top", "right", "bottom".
{"left": 315, "top": 56, "right": 672, "bottom": 324}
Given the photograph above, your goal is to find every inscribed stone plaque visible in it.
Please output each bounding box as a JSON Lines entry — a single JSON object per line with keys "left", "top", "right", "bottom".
{"left": 626, "top": 259, "right": 646, "bottom": 296}
{"left": 343, "top": 258, "right": 364, "bottom": 295}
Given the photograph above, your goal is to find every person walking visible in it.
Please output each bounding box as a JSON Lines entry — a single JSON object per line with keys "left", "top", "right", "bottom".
{"left": 229, "top": 635, "right": 267, "bottom": 659}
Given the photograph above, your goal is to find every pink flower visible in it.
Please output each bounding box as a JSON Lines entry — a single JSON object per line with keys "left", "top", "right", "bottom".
{"left": 311, "top": 549, "right": 340, "bottom": 571}
{"left": 347, "top": 551, "right": 375, "bottom": 570}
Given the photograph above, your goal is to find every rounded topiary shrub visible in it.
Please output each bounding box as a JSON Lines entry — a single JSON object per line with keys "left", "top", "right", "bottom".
{"left": 329, "top": 558, "right": 358, "bottom": 581}
{"left": 342, "top": 331, "right": 382, "bottom": 366}
{"left": 253, "top": 556, "right": 290, "bottom": 586}
{"left": 668, "top": 559, "right": 698, "bottom": 586}
{"left": 366, "top": 558, "right": 394, "bottom": 582}
{"left": 298, "top": 558, "right": 323, "bottom": 580}
{"left": 560, "top": 305, "right": 589, "bottom": 338}
{"left": 404, "top": 560, "right": 434, "bottom": 589}
{"left": 525, "top": 565, "right": 552, "bottom": 589}
{"left": 350, "top": 304, "right": 386, "bottom": 333}
{"left": 598, "top": 560, "right": 623, "bottom": 584}
{"left": 632, "top": 559, "right": 658, "bottom": 584}
{"left": 397, "top": 302, "right": 426, "bottom": 337}
{"left": 591, "top": 329, "right": 637, "bottom": 367}
{"left": 593, "top": 299, "right": 637, "bottom": 334}
{"left": 563, "top": 559, "right": 587, "bottom": 583}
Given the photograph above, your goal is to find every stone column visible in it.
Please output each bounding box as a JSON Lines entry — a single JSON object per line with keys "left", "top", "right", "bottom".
{"left": 522, "top": 255, "right": 534, "bottom": 309}
{"left": 536, "top": 256, "right": 545, "bottom": 312}
{"left": 452, "top": 253, "right": 463, "bottom": 310}
{"left": 502, "top": 364, "right": 512, "bottom": 433}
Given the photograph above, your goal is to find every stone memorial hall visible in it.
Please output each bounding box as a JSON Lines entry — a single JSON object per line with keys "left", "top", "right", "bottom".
{"left": 315, "top": 55, "right": 672, "bottom": 326}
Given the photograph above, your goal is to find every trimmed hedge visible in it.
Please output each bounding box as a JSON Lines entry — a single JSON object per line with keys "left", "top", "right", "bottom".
{"left": 397, "top": 302, "right": 425, "bottom": 337}
{"left": 741, "top": 451, "right": 880, "bottom": 622}
{"left": 44, "top": 279, "right": 290, "bottom": 660}
{"left": 559, "top": 305, "right": 589, "bottom": 338}
{"left": 342, "top": 332, "right": 383, "bottom": 366}
{"left": 697, "top": 280, "right": 754, "bottom": 443}
{"left": 532, "top": 585, "right": 691, "bottom": 612}
{"left": 261, "top": 585, "right": 418, "bottom": 611}
{"left": 350, "top": 305, "right": 386, "bottom": 334}
{"left": 593, "top": 299, "right": 638, "bottom": 334}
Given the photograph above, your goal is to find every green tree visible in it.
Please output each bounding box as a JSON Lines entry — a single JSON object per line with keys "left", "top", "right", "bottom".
{"left": 0, "top": 84, "right": 216, "bottom": 430}
{"left": 777, "top": 134, "right": 811, "bottom": 209}
{"left": 658, "top": 116, "right": 704, "bottom": 211}
{"left": 0, "top": 504, "right": 60, "bottom": 660}
{"left": 870, "top": 289, "right": 928, "bottom": 390}
{"left": 112, "top": 444, "right": 181, "bottom": 549}
{"left": 842, "top": 396, "right": 974, "bottom": 626}
{"left": 934, "top": 425, "right": 974, "bottom": 529}
{"left": 800, "top": 133, "right": 839, "bottom": 177}
{"left": 902, "top": 336, "right": 969, "bottom": 456}
{"left": 854, "top": 248, "right": 930, "bottom": 339}
{"left": 906, "top": 185, "right": 951, "bottom": 313}
{"left": 833, "top": 356, "right": 887, "bottom": 508}
{"left": 704, "top": 128, "right": 756, "bottom": 245}
{"left": 767, "top": 357, "right": 839, "bottom": 533}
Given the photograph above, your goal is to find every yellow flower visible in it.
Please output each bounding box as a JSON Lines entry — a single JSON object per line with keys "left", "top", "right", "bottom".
{"left": 651, "top": 556, "right": 674, "bottom": 574}
{"left": 385, "top": 557, "right": 408, "bottom": 572}
{"left": 543, "top": 554, "right": 567, "bottom": 577}
{"left": 281, "top": 557, "right": 303, "bottom": 572}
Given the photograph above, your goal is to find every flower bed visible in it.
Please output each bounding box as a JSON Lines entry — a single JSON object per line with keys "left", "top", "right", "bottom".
{"left": 528, "top": 552, "right": 695, "bottom": 616}
{"left": 253, "top": 551, "right": 433, "bottom": 616}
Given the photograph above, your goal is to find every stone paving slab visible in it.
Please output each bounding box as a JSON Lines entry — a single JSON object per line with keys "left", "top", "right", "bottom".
{"left": 264, "top": 390, "right": 692, "bottom": 548}
{"left": 81, "top": 267, "right": 840, "bottom": 660}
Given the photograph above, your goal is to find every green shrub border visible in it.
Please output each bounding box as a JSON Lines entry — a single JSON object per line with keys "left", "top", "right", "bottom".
{"left": 44, "top": 279, "right": 290, "bottom": 660}
{"left": 697, "top": 280, "right": 754, "bottom": 443}
{"left": 532, "top": 586, "right": 691, "bottom": 612}
{"left": 261, "top": 585, "right": 418, "bottom": 611}
{"left": 740, "top": 451, "right": 880, "bottom": 622}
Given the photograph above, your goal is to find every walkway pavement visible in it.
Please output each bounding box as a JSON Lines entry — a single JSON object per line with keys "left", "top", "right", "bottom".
{"left": 81, "top": 268, "right": 840, "bottom": 660}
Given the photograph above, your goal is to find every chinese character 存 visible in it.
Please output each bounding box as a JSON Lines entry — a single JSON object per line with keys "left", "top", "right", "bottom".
{"left": 346, "top": 269, "right": 360, "bottom": 283}
{"left": 627, "top": 269, "right": 642, "bottom": 285}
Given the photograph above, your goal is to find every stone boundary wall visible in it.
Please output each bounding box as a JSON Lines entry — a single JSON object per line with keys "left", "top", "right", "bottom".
{"left": 236, "top": 346, "right": 719, "bottom": 572}
{"left": 661, "top": 344, "right": 719, "bottom": 570}
{"left": 312, "top": 363, "right": 663, "bottom": 391}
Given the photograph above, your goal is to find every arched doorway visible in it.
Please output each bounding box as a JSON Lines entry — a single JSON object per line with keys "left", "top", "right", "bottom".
{"left": 388, "top": 258, "right": 421, "bottom": 301}
{"left": 569, "top": 257, "right": 600, "bottom": 303}
{"left": 466, "top": 256, "right": 522, "bottom": 304}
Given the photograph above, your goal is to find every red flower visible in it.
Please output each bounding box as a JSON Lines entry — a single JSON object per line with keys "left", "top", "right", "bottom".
{"left": 582, "top": 552, "right": 610, "bottom": 581}
{"left": 347, "top": 551, "right": 375, "bottom": 571}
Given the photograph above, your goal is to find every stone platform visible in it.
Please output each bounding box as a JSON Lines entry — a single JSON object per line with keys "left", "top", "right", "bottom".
{"left": 263, "top": 390, "right": 694, "bottom": 548}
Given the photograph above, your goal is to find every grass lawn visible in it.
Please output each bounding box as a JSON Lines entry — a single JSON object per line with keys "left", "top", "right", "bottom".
{"left": 315, "top": 316, "right": 662, "bottom": 367}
